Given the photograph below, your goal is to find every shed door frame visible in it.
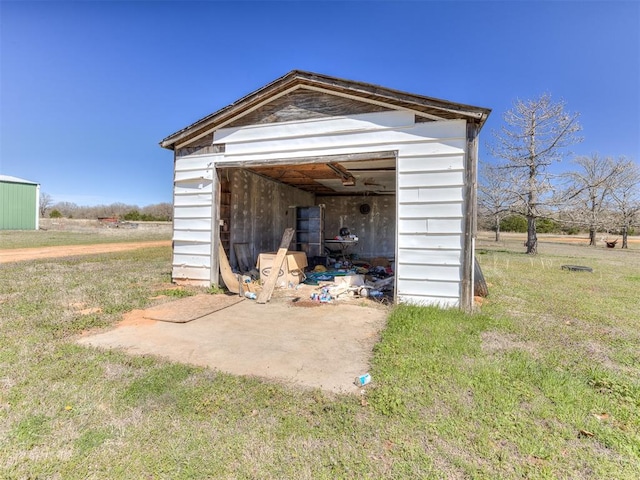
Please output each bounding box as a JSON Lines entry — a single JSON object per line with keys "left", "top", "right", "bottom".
{"left": 210, "top": 149, "right": 400, "bottom": 299}
{"left": 206, "top": 118, "right": 475, "bottom": 309}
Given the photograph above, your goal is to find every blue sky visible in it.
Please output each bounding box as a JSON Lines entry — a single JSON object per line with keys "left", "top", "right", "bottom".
{"left": 1, "top": 1, "right": 638, "bottom": 206}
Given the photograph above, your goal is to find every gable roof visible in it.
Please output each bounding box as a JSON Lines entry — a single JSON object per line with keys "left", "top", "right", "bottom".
{"left": 160, "top": 70, "right": 491, "bottom": 150}
{"left": 0, "top": 175, "right": 39, "bottom": 185}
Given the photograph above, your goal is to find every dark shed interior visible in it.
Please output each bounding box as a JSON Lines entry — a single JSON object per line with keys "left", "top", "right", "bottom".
{"left": 218, "top": 153, "right": 397, "bottom": 270}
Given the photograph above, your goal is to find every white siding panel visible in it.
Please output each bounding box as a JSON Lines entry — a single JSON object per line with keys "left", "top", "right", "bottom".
{"left": 398, "top": 186, "right": 465, "bottom": 203}
{"left": 173, "top": 230, "right": 211, "bottom": 243}
{"left": 398, "top": 218, "right": 428, "bottom": 233}
{"left": 408, "top": 118, "right": 466, "bottom": 139}
{"left": 398, "top": 295, "right": 459, "bottom": 307}
{"left": 222, "top": 130, "right": 395, "bottom": 156}
{"left": 418, "top": 187, "right": 465, "bottom": 202}
{"left": 174, "top": 206, "right": 212, "bottom": 219}
{"left": 173, "top": 218, "right": 212, "bottom": 231}
{"left": 174, "top": 193, "right": 212, "bottom": 207}
{"left": 428, "top": 218, "right": 464, "bottom": 234}
{"left": 398, "top": 171, "right": 464, "bottom": 188}
{"left": 396, "top": 217, "right": 467, "bottom": 235}
{"left": 397, "top": 279, "right": 461, "bottom": 298}
{"left": 174, "top": 181, "right": 213, "bottom": 195}
{"left": 216, "top": 145, "right": 389, "bottom": 164}
{"left": 397, "top": 234, "right": 462, "bottom": 249}
{"left": 175, "top": 154, "right": 219, "bottom": 170}
{"left": 173, "top": 241, "right": 211, "bottom": 256}
{"left": 397, "top": 264, "right": 461, "bottom": 281}
{"left": 399, "top": 155, "right": 465, "bottom": 172}
{"left": 173, "top": 254, "right": 210, "bottom": 268}
{"left": 222, "top": 127, "right": 466, "bottom": 158}
{"left": 215, "top": 139, "right": 465, "bottom": 164}
{"left": 172, "top": 265, "right": 210, "bottom": 281}
{"left": 398, "top": 248, "right": 462, "bottom": 265}
{"left": 397, "top": 188, "right": 420, "bottom": 202}
{"left": 174, "top": 169, "right": 213, "bottom": 183}
{"left": 171, "top": 113, "right": 469, "bottom": 303}
{"left": 214, "top": 111, "right": 415, "bottom": 144}
{"left": 172, "top": 157, "right": 214, "bottom": 286}
{"left": 396, "top": 140, "right": 465, "bottom": 157}
{"left": 397, "top": 202, "right": 463, "bottom": 218}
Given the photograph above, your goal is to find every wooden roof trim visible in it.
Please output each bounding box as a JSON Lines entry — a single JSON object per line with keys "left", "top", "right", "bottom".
{"left": 295, "top": 71, "right": 489, "bottom": 120}
{"left": 162, "top": 72, "right": 303, "bottom": 149}
{"left": 160, "top": 70, "right": 491, "bottom": 150}
{"left": 175, "top": 84, "right": 302, "bottom": 150}
{"left": 300, "top": 85, "right": 444, "bottom": 121}
{"left": 175, "top": 83, "right": 445, "bottom": 150}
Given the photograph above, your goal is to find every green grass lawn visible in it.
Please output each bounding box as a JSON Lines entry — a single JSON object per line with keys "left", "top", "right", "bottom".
{"left": 0, "top": 235, "right": 638, "bottom": 478}
{"left": 0, "top": 226, "right": 171, "bottom": 249}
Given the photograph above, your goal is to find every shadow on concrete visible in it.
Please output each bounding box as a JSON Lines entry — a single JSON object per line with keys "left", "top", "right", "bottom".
{"left": 78, "top": 297, "right": 388, "bottom": 393}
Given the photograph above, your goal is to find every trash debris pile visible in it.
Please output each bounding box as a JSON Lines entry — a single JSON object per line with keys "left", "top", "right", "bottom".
{"left": 303, "top": 257, "right": 395, "bottom": 304}
{"left": 223, "top": 236, "right": 394, "bottom": 304}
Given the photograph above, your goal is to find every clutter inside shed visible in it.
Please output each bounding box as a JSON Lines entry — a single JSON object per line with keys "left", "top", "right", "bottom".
{"left": 224, "top": 219, "right": 395, "bottom": 304}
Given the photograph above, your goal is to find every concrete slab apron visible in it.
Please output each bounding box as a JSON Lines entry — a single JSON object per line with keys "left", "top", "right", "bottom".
{"left": 78, "top": 301, "right": 387, "bottom": 394}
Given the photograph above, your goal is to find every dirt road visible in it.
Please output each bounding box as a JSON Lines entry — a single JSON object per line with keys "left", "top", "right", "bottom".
{"left": 0, "top": 240, "right": 172, "bottom": 264}
{"left": 3, "top": 233, "right": 636, "bottom": 264}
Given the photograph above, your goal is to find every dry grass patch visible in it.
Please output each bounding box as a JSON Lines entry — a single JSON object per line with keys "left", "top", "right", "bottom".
{"left": 1, "top": 232, "right": 639, "bottom": 478}
{"left": 481, "top": 330, "right": 540, "bottom": 358}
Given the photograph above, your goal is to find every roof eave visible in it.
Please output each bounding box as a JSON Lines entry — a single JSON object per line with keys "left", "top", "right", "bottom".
{"left": 160, "top": 70, "right": 491, "bottom": 150}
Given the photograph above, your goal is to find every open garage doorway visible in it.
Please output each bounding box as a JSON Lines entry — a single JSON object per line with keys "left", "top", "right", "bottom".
{"left": 215, "top": 151, "right": 398, "bottom": 299}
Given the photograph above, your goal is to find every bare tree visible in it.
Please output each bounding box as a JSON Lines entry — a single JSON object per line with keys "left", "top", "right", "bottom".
{"left": 51, "top": 201, "right": 79, "bottom": 218}
{"left": 561, "top": 155, "right": 625, "bottom": 246}
{"left": 478, "top": 163, "right": 513, "bottom": 241}
{"left": 610, "top": 159, "right": 640, "bottom": 249}
{"left": 142, "top": 202, "right": 173, "bottom": 221}
{"left": 489, "top": 94, "right": 582, "bottom": 254}
{"left": 39, "top": 192, "right": 53, "bottom": 217}
{"left": 48, "top": 201, "right": 173, "bottom": 220}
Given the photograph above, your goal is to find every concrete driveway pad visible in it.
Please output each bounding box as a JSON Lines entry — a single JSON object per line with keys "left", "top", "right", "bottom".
{"left": 79, "top": 299, "right": 388, "bottom": 393}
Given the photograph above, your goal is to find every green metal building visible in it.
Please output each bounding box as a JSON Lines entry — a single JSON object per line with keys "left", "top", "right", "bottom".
{"left": 0, "top": 175, "right": 40, "bottom": 230}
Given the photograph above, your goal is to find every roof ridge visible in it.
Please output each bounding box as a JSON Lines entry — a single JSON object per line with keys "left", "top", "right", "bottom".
{"left": 160, "top": 71, "right": 491, "bottom": 149}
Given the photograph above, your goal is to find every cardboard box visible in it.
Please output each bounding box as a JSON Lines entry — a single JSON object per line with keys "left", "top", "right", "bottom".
{"left": 257, "top": 251, "right": 308, "bottom": 287}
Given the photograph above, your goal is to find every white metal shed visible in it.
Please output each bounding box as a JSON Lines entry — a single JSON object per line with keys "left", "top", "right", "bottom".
{"left": 160, "top": 71, "right": 490, "bottom": 310}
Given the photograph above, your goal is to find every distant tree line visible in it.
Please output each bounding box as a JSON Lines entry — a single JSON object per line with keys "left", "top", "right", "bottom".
{"left": 40, "top": 196, "right": 173, "bottom": 222}
{"left": 480, "top": 94, "right": 640, "bottom": 251}
{"left": 479, "top": 154, "right": 640, "bottom": 248}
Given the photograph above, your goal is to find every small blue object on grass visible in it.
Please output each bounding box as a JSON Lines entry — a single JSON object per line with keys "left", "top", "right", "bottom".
{"left": 354, "top": 373, "right": 371, "bottom": 386}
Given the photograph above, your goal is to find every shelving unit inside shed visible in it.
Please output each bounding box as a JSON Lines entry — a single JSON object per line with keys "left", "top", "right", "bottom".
{"left": 219, "top": 179, "right": 231, "bottom": 255}
{"left": 294, "top": 205, "right": 324, "bottom": 257}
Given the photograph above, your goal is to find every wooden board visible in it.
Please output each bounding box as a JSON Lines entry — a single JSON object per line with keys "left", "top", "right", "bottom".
{"left": 224, "top": 89, "right": 392, "bottom": 128}
{"left": 218, "top": 244, "right": 240, "bottom": 294}
{"left": 256, "top": 228, "right": 295, "bottom": 304}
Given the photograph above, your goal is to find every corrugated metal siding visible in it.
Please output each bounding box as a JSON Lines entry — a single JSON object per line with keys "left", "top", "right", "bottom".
{"left": 0, "top": 181, "right": 38, "bottom": 230}
{"left": 172, "top": 155, "right": 218, "bottom": 286}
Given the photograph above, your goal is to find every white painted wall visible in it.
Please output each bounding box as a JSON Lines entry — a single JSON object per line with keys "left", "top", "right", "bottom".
{"left": 172, "top": 157, "right": 218, "bottom": 283}
{"left": 35, "top": 184, "right": 40, "bottom": 231}
{"left": 174, "top": 111, "right": 471, "bottom": 306}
